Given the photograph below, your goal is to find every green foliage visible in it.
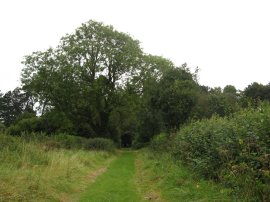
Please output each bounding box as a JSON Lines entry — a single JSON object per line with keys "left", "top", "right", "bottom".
{"left": 169, "top": 104, "right": 270, "bottom": 201}
{"left": 191, "top": 85, "right": 240, "bottom": 120}
{"left": 136, "top": 64, "right": 199, "bottom": 143}
{"left": 244, "top": 82, "right": 270, "bottom": 101}
{"left": 6, "top": 117, "right": 42, "bottom": 135}
{"left": 223, "top": 85, "right": 237, "bottom": 94}
{"left": 85, "top": 138, "right": 116, "bottom": 152}
{"left": 41, "top": 110, "right": 75, "bottom": 134}
{"left": 150, "top": 133, "right": 173, "bottom": 152}
{"left": 6, "top": 111, "right": 74, "bottom": 136}
{"left": 155, "top": 66, "right": 198, "bottom": 131}
{"left": 21, "top": 20, "right": 142, "bottom": 139}
{"left": 14, "top": 112, "right": 36, "bottom": 124}
{"left": 19, "top": 20, "right": 202, "bottom": 143}
{"left": 0, "top": 88, "right": 34, "bottom": 126}
{"left": 52, "top": 133, "right": 86, "bottom": 149}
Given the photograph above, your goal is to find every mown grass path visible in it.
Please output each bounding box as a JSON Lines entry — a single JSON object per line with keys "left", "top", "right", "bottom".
{"left": 80, "top": 151, "right": 142, "bottom": 202}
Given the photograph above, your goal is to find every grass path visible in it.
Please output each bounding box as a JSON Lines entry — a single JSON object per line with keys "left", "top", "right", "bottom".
{"left": 80, "top": 151, "right": 142, "bottom": 202}
{"left": 79, "top": 150, "right": 236, "bottom": 202}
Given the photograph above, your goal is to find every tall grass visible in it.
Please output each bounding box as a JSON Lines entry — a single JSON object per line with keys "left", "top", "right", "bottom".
{"left": 0, "top": 133, "right": 114, "bottom": 201}
{"left": 136, "top": 149, "right": 234, "bottom": 202}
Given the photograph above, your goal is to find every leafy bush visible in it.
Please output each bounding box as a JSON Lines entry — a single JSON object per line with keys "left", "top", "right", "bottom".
{"left": 6, "top": 117, "right": 42, "bottom": 135}
{"left": 85, "top": 138, "right": 116, "bottom": 152}
{"left": 150, "top": 133, "right": 173, "bottom": 152}
{"left": 6, "top": 111, "right": 75, "bottom": 136}
{"left": 13, "top": 112, "right": 36, "bottom": 124}
{"left": 52, "top": 133, "right": 86, "bottom": 149}
{"left": 169, "top": 105, "right": 270, "bottom": 201}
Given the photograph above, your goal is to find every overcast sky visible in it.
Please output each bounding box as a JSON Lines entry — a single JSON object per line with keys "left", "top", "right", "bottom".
{"left": 0, "top": 0, "right": 269, "bottom": 93}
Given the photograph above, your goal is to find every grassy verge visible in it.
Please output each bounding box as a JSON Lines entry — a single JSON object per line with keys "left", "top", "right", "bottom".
{"left": 136, "top": 149, "right": 237, "bottom": 202}
{"left": 80, "top": 151, "right": 142, "bottom": 202}
{"left": 135, "top": 151, "right": 164, "bottom": 202}
{"left": 0, "top": 133, "right": 114, "bottom": 201}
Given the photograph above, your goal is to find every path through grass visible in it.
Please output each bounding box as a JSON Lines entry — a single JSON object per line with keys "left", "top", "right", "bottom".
{"left": 80, "top": 151, "right": 142, "bottom": 202}
{"left": 80, "top": 150, "right": 237, "bottom": 202}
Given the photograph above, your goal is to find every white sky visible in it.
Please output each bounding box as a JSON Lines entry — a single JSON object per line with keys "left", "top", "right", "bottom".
{"left": 0, "top": 0, "right": 270, "bottom": 93}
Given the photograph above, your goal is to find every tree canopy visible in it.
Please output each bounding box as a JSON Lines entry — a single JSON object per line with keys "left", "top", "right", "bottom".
{"left": 0, "top": 20, "right": 268, "bottom": 146}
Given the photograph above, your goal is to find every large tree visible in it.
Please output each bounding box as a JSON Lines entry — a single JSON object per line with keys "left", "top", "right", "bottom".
{"left": 20, "top": 20, "right": 202, "bottom": 144}
{"left": 21, "top": 20, "right": 142, "bottom": 138}
{"left": 156, "top": 66, "right": 198, "bottom": 131}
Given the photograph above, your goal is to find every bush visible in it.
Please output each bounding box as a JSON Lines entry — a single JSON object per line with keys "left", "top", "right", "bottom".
{"left": 150, "top": 133, "right": 174, "bottom": 152}
{"left": 85, "top": 138, "right": 116, "bottom": 152}
{"left": 6, "top": 117, "right": 43, "bottom": 135}
{"left": 152, "top": 104, "right": 270, "bottom": 201}
{"left": 13, "top": 112, "right": 36, "bottom": 124}
{"left": 53, "top": 133, "right": 86, "bottom": 149}
{"left": 6, "top": 112, "right": 75, "bottom": 136}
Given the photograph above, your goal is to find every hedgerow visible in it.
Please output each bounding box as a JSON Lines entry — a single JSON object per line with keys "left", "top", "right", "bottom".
{"left": 151, "top": 104, "right": 270, "bottom": 201}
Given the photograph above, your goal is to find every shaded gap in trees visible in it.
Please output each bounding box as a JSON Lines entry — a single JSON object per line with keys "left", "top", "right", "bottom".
{"left": 121, "top": 132, "right": 133, "bottom": 148}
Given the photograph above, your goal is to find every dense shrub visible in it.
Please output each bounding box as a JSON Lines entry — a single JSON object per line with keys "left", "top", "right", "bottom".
{"left": 85, "top": 138, "right": 116, "bottom": 152}
{"left": 6, "top": 111, "right": 75, "bottom": 136}
{"left": 53, "top": 133, "right": 86, "bottom": 149}
{"left": 150, "top": 133, "right": 174, "bottom": 152}
{"left": 169, "top": 105, "right": 270, "bottom": 201}
{"left": 6, "top": 117, "right": 43, "bottom": 135}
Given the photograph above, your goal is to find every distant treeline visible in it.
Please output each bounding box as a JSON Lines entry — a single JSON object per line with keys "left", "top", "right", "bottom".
{"left": 0, "top": 20, "right": 270, "bottom": 146}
